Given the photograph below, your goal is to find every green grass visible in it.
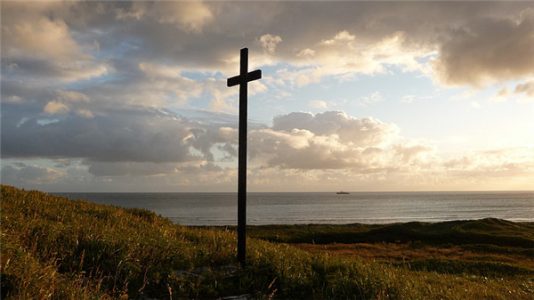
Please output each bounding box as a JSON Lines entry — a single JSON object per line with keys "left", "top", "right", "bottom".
{"left": 1, "top": 185, "right": 533, "bottom": 299}
{"left": 244, "top": 219, "right": 534, "bottom": 248}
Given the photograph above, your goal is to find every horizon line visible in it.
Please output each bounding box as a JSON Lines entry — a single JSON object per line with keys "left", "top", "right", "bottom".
{"left": 49, "top": 189, "right": 534, "bottom": 194}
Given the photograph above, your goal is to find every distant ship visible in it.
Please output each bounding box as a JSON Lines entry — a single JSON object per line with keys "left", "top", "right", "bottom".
{"left": 336, "top": 191, "right": 350, "bottom": 194}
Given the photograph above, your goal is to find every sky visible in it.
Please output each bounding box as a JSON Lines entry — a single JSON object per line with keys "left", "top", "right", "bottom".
{"left": 1, "top": 1, "right": 534, "bottom": 192}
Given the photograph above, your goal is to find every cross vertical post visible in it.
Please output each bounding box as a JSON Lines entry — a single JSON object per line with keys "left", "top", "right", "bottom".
{"left": 227, "top": 48, "right": 262, "bottom": 266}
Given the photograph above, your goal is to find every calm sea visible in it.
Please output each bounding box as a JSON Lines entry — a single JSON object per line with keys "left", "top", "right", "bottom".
{"left": 56, "top": 192, "right": 534, "bottom": 226}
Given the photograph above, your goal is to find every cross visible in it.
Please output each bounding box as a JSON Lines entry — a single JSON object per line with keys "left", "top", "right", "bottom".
{"left": 227, "top": 48, "right": 262, "bottom": 266}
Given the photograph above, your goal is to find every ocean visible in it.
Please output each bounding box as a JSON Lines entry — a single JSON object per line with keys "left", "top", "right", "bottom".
{"left": 55, "top": 191, "right": 534, "bottom": 226}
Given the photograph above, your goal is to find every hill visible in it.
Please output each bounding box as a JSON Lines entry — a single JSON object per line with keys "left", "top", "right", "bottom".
{"left": 1, "top": 185, "right": 532, "bottom": 299}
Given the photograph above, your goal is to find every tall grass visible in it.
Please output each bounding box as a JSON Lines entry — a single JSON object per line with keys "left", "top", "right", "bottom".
{"left": 245, "top": 220, "right": 534, "bottom": 248}
{"left": 1, "top": 185, "right": 532, "bottom": 299}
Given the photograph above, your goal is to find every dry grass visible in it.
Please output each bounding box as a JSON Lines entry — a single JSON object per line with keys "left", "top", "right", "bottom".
{"left": 1, "top": 185, "right": 533, "bottom": 299}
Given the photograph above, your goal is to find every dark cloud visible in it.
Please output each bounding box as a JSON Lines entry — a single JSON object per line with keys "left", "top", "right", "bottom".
{"left": 1, "top": 163, "right": 64, "bottom": 185}
{"left": 1, "top": 106, "right": 232, "bottom": 164}
{"left": 434, "top": 10, "right": 534, "bottom": 86}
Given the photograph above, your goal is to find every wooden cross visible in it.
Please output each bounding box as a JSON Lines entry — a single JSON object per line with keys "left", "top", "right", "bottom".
{"left": 227, "top": 48, "right": 262, "bottom": 266}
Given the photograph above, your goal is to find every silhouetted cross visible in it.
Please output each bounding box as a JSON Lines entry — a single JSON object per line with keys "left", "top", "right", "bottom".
{"left": 227, "top": 48, "right": 262, "bottom": 266}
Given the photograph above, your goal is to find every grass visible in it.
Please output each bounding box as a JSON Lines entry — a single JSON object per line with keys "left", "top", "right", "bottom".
{"left": 244, "top": 220, "right": 534, "bottom": 248}
{"left": 241, "top": 220, "right": 534, "bottom": 279}
{"left": 1, "top": 184, "right": 533, "bottom": 299}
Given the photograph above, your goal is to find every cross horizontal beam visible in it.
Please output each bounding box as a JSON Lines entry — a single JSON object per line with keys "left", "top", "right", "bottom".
{"left": 227, "top": 69, "right": 262, "bottom": 87}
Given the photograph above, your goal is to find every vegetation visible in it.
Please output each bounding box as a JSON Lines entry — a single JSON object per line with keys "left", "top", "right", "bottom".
{"left": 244, "top": 221, "right": 534, "bottom": 278}
{"left": 245, "top": 219, "right": 534, "bottom": 248}
{"left": 1, "top": 185, "right": 533, "bottom": 299}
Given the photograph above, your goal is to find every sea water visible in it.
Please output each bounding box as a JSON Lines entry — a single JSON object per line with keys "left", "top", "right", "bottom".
{"left": 57, "top": 191, "right": 534, "bottom": 226}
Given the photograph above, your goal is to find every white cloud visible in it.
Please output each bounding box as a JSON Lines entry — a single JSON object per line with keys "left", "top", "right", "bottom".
{"left": 359, "top": 92, "right": 383, "bottom": 106}
{"left": 321, "top": 30, "right": 355, "bottom": 45}
{"left": 245, "top": 111, "right": 426, "bottom": 171}
{"left": 309, "top": 100, "right": 328, "bottom": 109}
{"left": 277, "top": 31, "right": 430, "bottom": 87}
{"left": 272, "top": 111, "right": 398, "bottom": 145}
{"left": 259, "top": 34, "right": 282, "bottom": 54}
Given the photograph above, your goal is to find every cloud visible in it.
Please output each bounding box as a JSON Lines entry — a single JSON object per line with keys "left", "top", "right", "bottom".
{"left": 1, "top": 163, "right": 65, "bottom": 185}
{"left": 492, "top": 88, "right": 510, "bottom": 103}
{"left": 309, "top": 100, "right": 328, "bottom": 109}
{"left": 433, "top": 10, "right": 534, "bottom": 86}
{"left": 55, "top": 90, "right": 90, "bottom": 103}
{"left": 321, "top": 30, "right": 355, "bottom": 45}
{"left": 3, "top": 18, "right": 80, "bottom": 60}
{"left": 4, "top": 1, "right": 531, "bottom": 88}
{"left": 87, "top": 161, "right": 178, "bottom": 176}
{"left": 135, "top": 62, "right": 204, "bottom": 106}
{"left": 272, "top": 111, "right": 397, "bottom": 145}
{"left": 246, "top": 111, "right": 432, "bottom": 171}
{"left": 297, "top": 48, "right": 315, "bottom": 57}
{"left": 274, "top": 31, "right": 429, "bottom": 87}
{"left": 0, "top": 108, "right": 414, "bottom": 173}
{"left": 248, "top": 112, "right": 533, "bottom": 182}
{"left": 0, "top": 159, "right": 236, "bottom": 192}
{"left": 1, "top": 2, "right": 108, "bottom": 83}
{"left": 44, "top": 101, "right": 69, "bottom": 114}
{"left": 359, "top": 92, "right": 384, "bottom": 106}
{"left": 159, "top": 1, "right": 213, "bottom": 33}
{"left": 401, "top": 94, "right": 432, "bottom": 104}
{"left": 259, "top": 34, "right": 282, "bottom": 54}
{"left": 443, "top": 148, "right": 534, "bottom": 177}
{"left": 117, "top": 1, "right": 213, "bottom": 33}
{"left": 76, "top": 109, "right": 95, "bottom": 119}
{"left": 2, "top": 107, "right": 533, "bottom": 190}
{"left": 138, "top": 63, "right": 184, "bottom": 79}
{"left": 1, "top": 107, "right": 221, "bottom": 164}
{"left": 514, "top": 80, "right": 534, "bottom": 97}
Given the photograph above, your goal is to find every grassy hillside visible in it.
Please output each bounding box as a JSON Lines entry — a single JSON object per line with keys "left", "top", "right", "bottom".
{"left": 246, "top": 219, "right": 534, "bottom": 248}
{"left": 245, "top": 221, "right": 534, "bottom": 279}
{"left": 1, "top": 185, "right": 533, "bottom": 299}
